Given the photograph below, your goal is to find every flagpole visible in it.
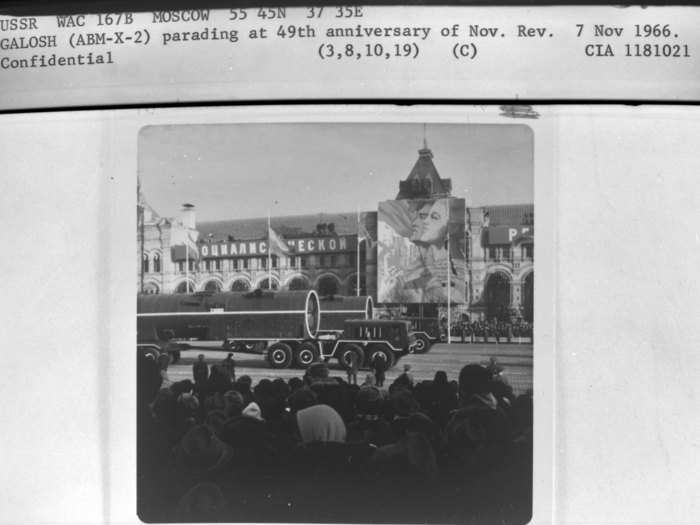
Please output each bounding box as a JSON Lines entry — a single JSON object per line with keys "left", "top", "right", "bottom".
{"left": 357, "top": 207, "right": 361, "bottom": 296}
{"left": 267, "top": 211, "right": 272, "bottom": 290}
{"left": 185, "top": 227, "right": 189, "bottom": 294}
{"left": 447, "top": 199, "right": 451, "bottom": 344}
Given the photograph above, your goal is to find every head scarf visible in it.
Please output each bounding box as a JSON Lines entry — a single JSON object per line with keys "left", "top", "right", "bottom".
{"left": 296, "top": 404, "right": 347, "bottom": 444}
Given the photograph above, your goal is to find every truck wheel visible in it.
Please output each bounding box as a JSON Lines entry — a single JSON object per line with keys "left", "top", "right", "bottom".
{"left": 367, "top": 345, "right": 395, "bottom": 369}
{"left": 413, "top": 334, "right": 432, "bottom": 354}
{"left": 338, "top": 344, "right": 364, "bottom": 371}
{"left": 294, "top": 342, "right": 320, "bottom": 368}
{"left": 267, "top": 342, "right": 293, "bottom": 369}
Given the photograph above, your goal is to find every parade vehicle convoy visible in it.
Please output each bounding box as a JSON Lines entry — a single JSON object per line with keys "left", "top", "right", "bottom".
{"left": 137, "top": 290, "right": 416, "bottom": 369}
{"left": 375, "top": 303, "right": 440, "bottom": 354}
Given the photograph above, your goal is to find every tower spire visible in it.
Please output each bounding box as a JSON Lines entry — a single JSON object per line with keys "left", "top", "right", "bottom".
{"left": 423, "top": 123, "right": 428, "bottom": 150}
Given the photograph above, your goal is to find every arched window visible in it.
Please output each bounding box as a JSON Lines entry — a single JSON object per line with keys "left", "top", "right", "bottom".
{"left": 176, "top": 281, "right": 193, "bottom": 294}
{"left": 204, "top": 280, "right": 221, "bottom": 292}
{"left": 142, "top": 254, "right": 149, "bottom": 273}
{"left": 230, "top": 280, "right": 250, "bottom": 292}
{"left": 153, "top": 254, "right": 161, "bottom": 273}
{"left": 288, "top": 276, "right": 310, "bottom": 291}
{"left": 522, "top": 272, "right": 534, "bottom": 322}
{"left": 484, "top": 272, "right": 512, "bottom": 321}
{"left": 143, "top": 283, "right": 159, "bottom": 295}
{"left": 316, "top": 275, "right": 340, "bottom": 297}
{"left": 258, "top": 278, "right": 278, "bottom": 290}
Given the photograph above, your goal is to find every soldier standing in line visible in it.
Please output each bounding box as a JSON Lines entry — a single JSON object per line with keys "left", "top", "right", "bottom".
{"left": 371, "top": 353, "right": 388, "bottom": 388}
{"left": 221, "top": 352, "right": 236, "bottom": 382}
{"left": 346, "top": 351, "right": 359, "bottom": 385}
{"left": 192, "top": 354, "right": 209, "bottom": 393}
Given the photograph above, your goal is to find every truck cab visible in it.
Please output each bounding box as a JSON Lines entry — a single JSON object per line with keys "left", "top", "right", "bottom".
{"left": 326, "top": 319, "right": 417, "bottom": 370}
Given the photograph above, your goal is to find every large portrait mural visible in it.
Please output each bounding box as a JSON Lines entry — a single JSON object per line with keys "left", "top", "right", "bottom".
{"left": 378, "top": 198, "right": 466, "bottom": 303}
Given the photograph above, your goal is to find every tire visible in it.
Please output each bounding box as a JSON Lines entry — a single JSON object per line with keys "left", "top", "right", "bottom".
{"left": 413, "top": 333, "right": 432, "bottom": 354}
{"left": 137, "top": 346, "right": 161, "bottom": 361}
{"left": 367, "top": 344, "right": 396, "bottom": 370}
{"left": 267, "top": 342, "right": 293, "bottom": 369}
{"left": 294, "top": 341, "right": 320, "bottom": 368}
{"left": 338, "top": 344, "right": 364, "bottom": 371}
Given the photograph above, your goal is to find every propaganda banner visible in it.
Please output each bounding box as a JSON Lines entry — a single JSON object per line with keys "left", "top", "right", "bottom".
{"left": 378, "top": 198, "right": 466, "bottom": 304}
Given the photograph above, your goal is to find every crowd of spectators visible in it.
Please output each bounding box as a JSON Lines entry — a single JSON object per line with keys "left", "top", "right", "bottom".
{"left": 448, "top": 319, "right": 534, "bottom": 342}
{"left": 138, "top": 352, "right": 533, "bottom": 524}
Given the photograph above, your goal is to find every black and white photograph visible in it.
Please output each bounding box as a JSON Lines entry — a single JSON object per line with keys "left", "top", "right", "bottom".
{"left": 136, "top": 121, "right": 535, "bottom": 523}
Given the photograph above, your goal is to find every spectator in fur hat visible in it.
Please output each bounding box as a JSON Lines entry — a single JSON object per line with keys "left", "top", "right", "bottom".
{"left": 389, "top": 388, "right": 421, "bottom": 437}
{"left": 370, "top": 430, "right": 438, "bottom": 482}
{"left": 173, "top": 425, "right": 234, "bottom": 475}
{"left": 221, "top": 412, "right": 279, "bottom": 468}
{"left": 222, "top": 390, "right": 245, "bottom": 419}
{"left": 347, "top": 386, "right": 395, "bottom": 447}
{"left": 288, "top": 377, "right": 304, "bottom": 392}
{"left": 287, "top": 387, "right": 318, "bottom": 413}
{"left": 445, "top": 404, "right": 511, "bottom": 472}
{"left": 233, "top": 375, "right": 254, "bottom": 406}
{"left": 205, "top": 409, "right": 227, "bottom": 438}
{"left": 170, "top": 379, "right": 194, "bottom": 398}
{"left": 458, "top": 364, "right": 498, "bottom": 410}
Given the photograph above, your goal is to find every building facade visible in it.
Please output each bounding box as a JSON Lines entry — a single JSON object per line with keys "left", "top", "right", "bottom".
{"left": 137, "top": 145, "right": 533, "bottom": 322}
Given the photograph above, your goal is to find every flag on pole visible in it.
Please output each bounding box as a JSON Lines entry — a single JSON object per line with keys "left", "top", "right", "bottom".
{"left": 268, "top": 226, "right": 290, "bottom": 257}
{"left": 357, "top": 212, "right": 376, "bottom": 249}
{"left": 169, "top": 222, "right": 200, "bottom": 261}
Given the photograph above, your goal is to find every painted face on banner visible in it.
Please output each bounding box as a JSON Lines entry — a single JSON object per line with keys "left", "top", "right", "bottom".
{"left": 410, "top": 200, "right": 448, "bottom": 245}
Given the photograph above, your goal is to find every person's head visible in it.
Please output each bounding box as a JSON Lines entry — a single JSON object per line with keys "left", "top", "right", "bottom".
{"left": 198, "top": 354, "right": 205, "bottom": 362}
{"left": 223, "top": 390, "right": 245, "bottom": 419}
{"left": 433, "top": 370, "right": 448, "bottom": 386}
{"left": 288, "top": 377, "right": 304, "bottom": 392}
{"left": 227, "top": 353, "right": 233, "bottom": 359}
{"left": 355, "top": 386, "right": 383, "bottom": 416}
{"left": 362, "top": 374, "right": 376, "bottom": 387}
{"left": 305, "top": 362, "right": 330, "bottom": 383}
{"left": 287, "top": 387, "right": 318, "bottom": 413}
{"left": 178, "top": 392, "right": 200, "bottom": 412}
{"left": 236, "top": 375, "right": 252, "bottom": 389}
{"left": 403, "top": 364, "right": 412, "bottom": 373}
{"left": 390, "top": 388, "right": 420, "bottom": 417}
{"left": 458, "top": 364, "right": 492, "bottom": 401}
{"left": 295, "top": 404, "right": 347, "bottom": 444}
{"left": 174, "top": 425, "right": 233, "bottom": 473}
{"left": 241, "top": 401, "right": 264, "bottom": 421}
{"left": 410, "top": 200, "right": 448, "bottom": 245}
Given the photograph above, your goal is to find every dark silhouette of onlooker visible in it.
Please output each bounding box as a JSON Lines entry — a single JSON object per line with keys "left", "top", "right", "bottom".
{"left": 389, "top": 364, "right": 414, "bottom": 394}
{"left": 371, "top": 353, "right": 388, "bottom": 387}
{"left": 192, "top": 354, "right": 209, "bottom": 392}
{"left": 221, "top": 353, "right": 236, "bottom": 381}
{"left": 346, "top": 351, "right": 359, "bottom": 385}
{"left": 347, "top": 386, "right": 394, "bottom": 447}
{"left": 233, "top": 375, "right": 254, "bottom": 406}
{"left": 138, "top": 348, "right": 532, "bottom": 525}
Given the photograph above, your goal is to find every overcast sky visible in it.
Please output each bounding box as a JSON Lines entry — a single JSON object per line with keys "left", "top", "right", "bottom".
{"left": 138, "top": 123, "right": 533, "bottom": 222}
